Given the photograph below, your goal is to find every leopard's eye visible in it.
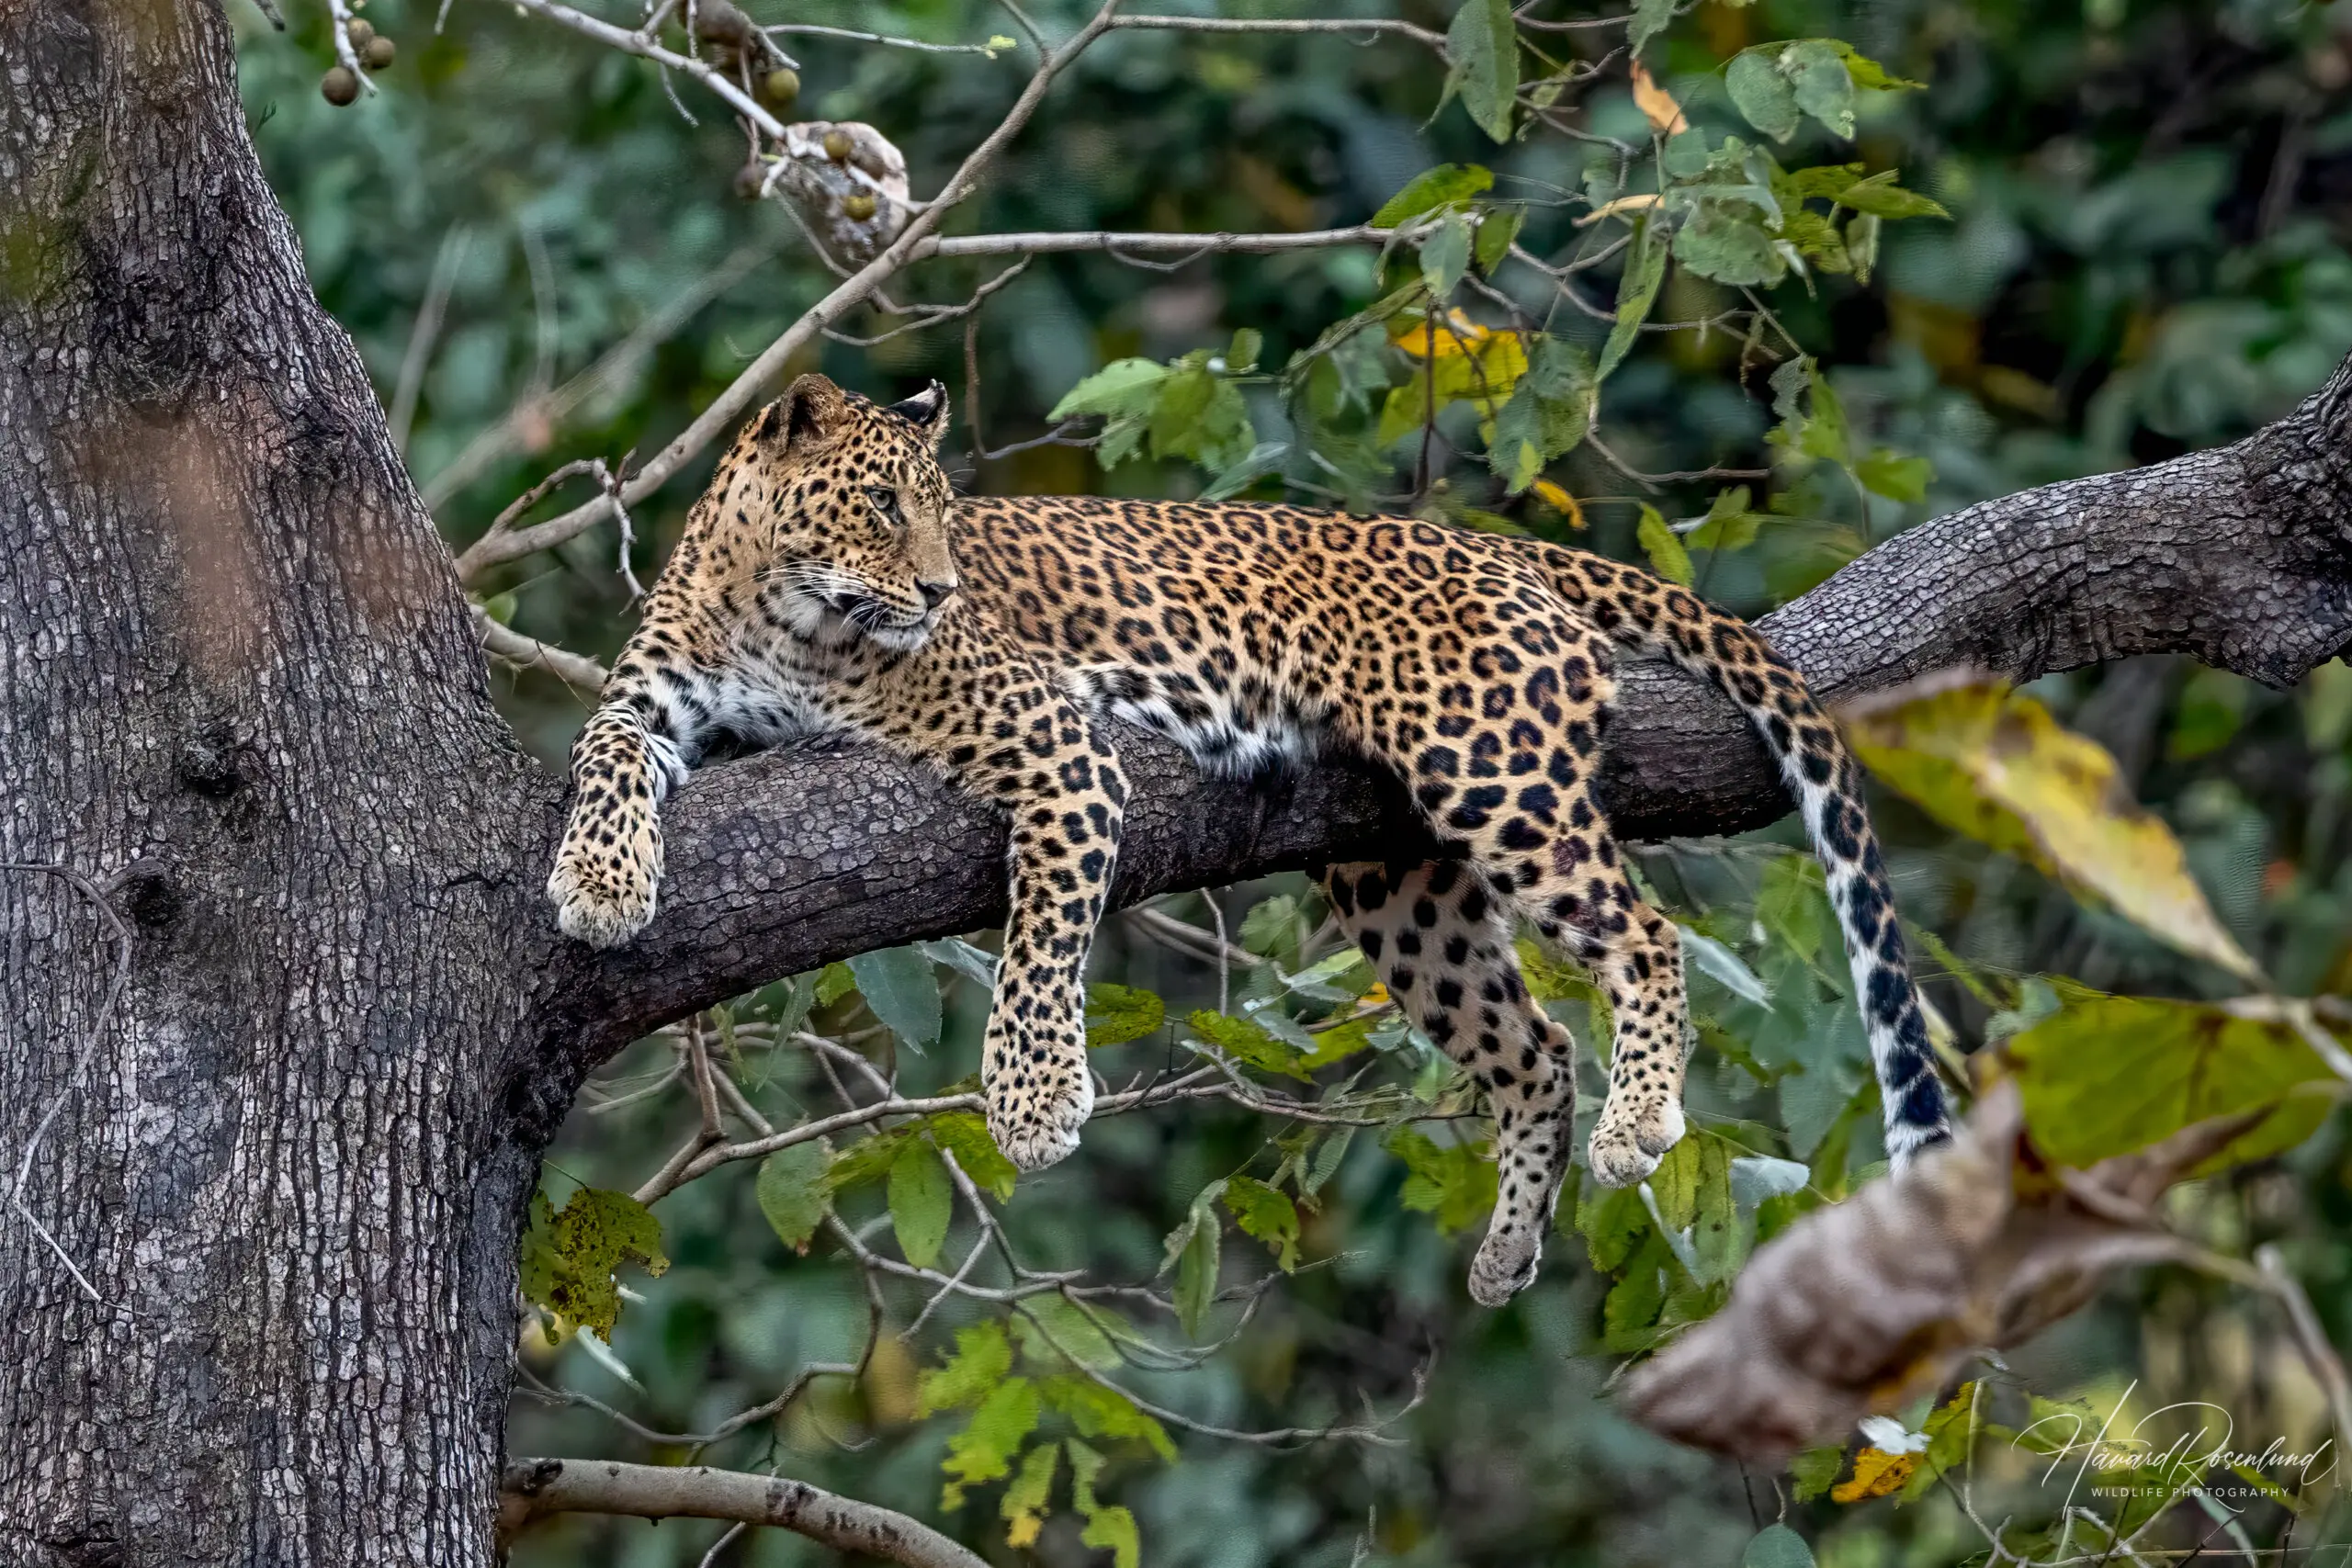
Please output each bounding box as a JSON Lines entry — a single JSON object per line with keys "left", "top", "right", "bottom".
{"left": 865, "top": 485, "right": 904, "bottom": 528}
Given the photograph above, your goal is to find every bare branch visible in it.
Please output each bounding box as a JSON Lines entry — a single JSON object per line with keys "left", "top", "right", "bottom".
{"left": 499, "top": 1458, "right": 987, "bottom": 1568}
{"left": 457, "top": 0, "right": 1130, "bottom": 586}
{"left": 1107, "top": 13, "right": 1443, "bottom": 48}
{"left": 472, "top": 605, "right": 608, "bottom": 694}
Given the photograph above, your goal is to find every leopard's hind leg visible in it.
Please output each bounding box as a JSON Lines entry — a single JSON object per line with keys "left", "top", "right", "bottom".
{"left": 1362, "top": 613, "right": 1697, "bottom": 1197}
{"left": 1324, "top": 859, "right": 1575, "bottom": 1305}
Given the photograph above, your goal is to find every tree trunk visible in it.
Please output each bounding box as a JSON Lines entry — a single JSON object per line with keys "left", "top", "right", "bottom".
{"left": 7, "top": 0, "right": 2352, "bottom": 1563}
{"left": 0, "top": 0, "right": 551, "bottom": 1558}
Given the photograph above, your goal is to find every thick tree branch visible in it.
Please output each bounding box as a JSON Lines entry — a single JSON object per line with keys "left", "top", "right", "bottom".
{"left": 498, "top": 1458, "right": 987, "bottom": 1568}
{"left": 530, "top": 358, "right": 2352, "bottom": 1058}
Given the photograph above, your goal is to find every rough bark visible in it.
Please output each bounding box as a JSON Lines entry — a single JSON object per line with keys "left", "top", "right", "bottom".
{"left": 0, "top": 0, "right": 552, "bottom": 1559}
{"left": 5, "top": 0, "right": 2352, "bottom": 1564}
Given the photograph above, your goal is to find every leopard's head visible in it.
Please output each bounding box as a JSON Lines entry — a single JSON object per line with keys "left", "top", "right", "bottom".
{"left": 729, "top": 372, "right": 956, "bottom": 652}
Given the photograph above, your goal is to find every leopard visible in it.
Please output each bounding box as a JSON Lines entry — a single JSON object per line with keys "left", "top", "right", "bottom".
{"left": 546, "top": 372, "right": 1953, "bottom": 1306}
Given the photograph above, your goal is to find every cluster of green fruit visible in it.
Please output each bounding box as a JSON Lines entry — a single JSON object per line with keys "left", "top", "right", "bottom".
{"left": 322, "top": 16, "right": 395, "bottom": 105}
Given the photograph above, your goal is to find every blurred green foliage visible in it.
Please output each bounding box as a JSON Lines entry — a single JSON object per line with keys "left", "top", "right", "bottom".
{"left": 236, "top": 0, "right": 2352, "bottom": 1562}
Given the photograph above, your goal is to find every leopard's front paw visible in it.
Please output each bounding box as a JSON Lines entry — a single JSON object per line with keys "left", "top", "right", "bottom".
{"left": 984, "top": 1043, "right": 1094, "bottom": 1173}
{"left": 547, "top": 840, "right": 659, "bottom": 948}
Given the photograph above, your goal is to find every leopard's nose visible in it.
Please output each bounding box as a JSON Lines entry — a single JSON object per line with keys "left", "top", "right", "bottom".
{"left": 918, "top": 578, "right": 958, "bottom": 609}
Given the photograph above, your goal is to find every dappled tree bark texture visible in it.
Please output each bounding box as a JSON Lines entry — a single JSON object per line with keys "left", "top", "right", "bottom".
{"left": 6, "top": 0, "right": 2352, "bottom": 1564}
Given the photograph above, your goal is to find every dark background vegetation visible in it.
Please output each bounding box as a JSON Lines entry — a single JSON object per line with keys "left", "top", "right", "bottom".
{"left": 233, "top": 0, "right": 2352, "bottom": 1562}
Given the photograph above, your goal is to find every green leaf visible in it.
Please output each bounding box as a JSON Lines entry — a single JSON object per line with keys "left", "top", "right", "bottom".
{"left": 825, "top": 1124, "right": 913, "bottom": 1193}
{"left": 848, "top": 946, "right": 943, "bottom": 1050}
{"left": 1148, "top": 363, "right": 1256, "bottom": 472}
{"left": 1000, "top": 1442, "right": 1059, "bottom": 1548}
{"left": 1599, "top": 217, "right": 1665, "bottom": 379}
{"left": 1743, "top": 1523, "right": 1817, "bottom": 1568}
{"left": 941, "top": 1376, "right": 1040, "bottom": 1506}
{"left": 518, "top": 1186, "right": 670, "bottom": 1342}
{"left": 1784, "top": 39, "right": 1855, "bottom": 138}
{"left": 1688, "top": 1134, "right": 1741, "bottom": 1283}
{"left": 1575, "top": 1173, "right": 1650, "bottom": 1270}
{"left": 1686, "top": 484, "right": 1770, "bottom": 551}
{"left": 1673, "top": 205, "right": 1783, "bottom": 287}
{"left": 1084, "top": 982, "right": 1166, "bottom": 1047}
{"left": 1166, "top": 1180, "right": 1226, "bottom": 1339}
{"left": 1373, "top": 164, "right": 1496, "bottom": 229}
{"left": 927, "top": 1111, "right": 1020, "bottom": 1201}
{"left": 1221, "top": 1175, "right": 1301, "bottom": 1271}
{"left": 2007, "top": 994, "right": 2340, "bottom": 1173}
{"left": 1067, "top": 1438, "right": 1142, "bottom": 1568}
{"left": 918, "top": 1320, "right": 1013, "bottom": 1416}
{"left": 1488, "top": 335, "right": 1596, "bottom": 491}
{"left": 1600, "top": 1230, "right": 1670, "bottom": 1350}
{"left": 1444, "top": 0, "right": 1519, "bottom": 141}
{"left": 1636, "top": 504, "right": 1693, "bottom": 586}
{"left": 1048, "top": 357, "right": 1169, "bottom": 421}
{"left": 1627, "top": 0, "right": 1674, "bottom": 54}
{"left": 1474, "top": 207, "right": 1524, "bottom": 274}
{"left": 888, "top": 1138, "right": 955, "bottom": 1269}
{"left": 815, "top": 961, "right": 857, "bottom": 1008}
{"left": 1186, "top": 1009, "right": 1311, "bottom": 1080}
{"left": 1828, "top": 40, "right": 1924, "bottom": 91}
{"left": 1012, "top": 1295, "right": 1122, "bottom": 1371}
{"left": 1422, "top": 208, "right": 1474, "bottom": 296}
{"left": 1725, "top": 50, "right": 1799, "bottom": 141}
{"left": 1225, "top": 326, "right": 1262, "bottom": 374}
{"left": 1856, "top": 447, "right": 1932, "bottom": 502}
{"left": 1833, "top": 170, "right": 1950, "bottom": 220}
{"left": 1789, "top": 1445, "right": 1845, "bottom": 1503}
{"left": 1757, "top": 851, "right": 1831, "bottom": 965}
{"left": 1662, "top": 130, "right": 1713, "bottom": 178}
{"left": 1386, "top": 1127, "right": 1498, "bottom": 1235}
{"left": 755, "top": 1140, "right": 833, "bottom": 1253}
{"left": 1041, "top": 1375, "right": 1178, "bottom": 1461}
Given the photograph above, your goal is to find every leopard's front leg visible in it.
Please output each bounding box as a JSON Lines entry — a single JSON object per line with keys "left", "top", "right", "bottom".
{"left": 906, "top": 660, "right": 1126, "bottom": 1171}
{"left": 548, "top": 691, "right": 694, "bottom": 948}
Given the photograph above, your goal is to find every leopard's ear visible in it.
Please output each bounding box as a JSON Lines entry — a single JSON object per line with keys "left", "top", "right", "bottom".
{"left": 755, "top": 374, "right": 850, "bottom": 451}
{"left": 886, "top": 379, "right": 950, "bottom": 449}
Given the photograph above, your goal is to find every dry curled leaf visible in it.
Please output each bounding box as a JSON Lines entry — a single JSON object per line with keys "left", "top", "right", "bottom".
{"left": 1616, "top": 1081, "right": 2241, "bottom": 1462}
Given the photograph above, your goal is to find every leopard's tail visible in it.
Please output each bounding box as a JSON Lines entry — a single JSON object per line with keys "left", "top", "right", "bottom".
{"left": 1542, "top": 547, "right": 1954, "bottom": 1168}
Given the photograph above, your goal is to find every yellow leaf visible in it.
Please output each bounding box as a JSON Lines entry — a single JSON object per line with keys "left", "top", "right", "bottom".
{"left": 1532, "top": 479, "right": 1586, "bottom": 529}
{"left": 1391, "top": 309, "right": 1494, "bottom": 358}
{"left": 1006, "top": 1515, "right": 1042, "bottom": 1548}
{"left": 1832, "top": 1447, "right": 1917, "bottom": 1501}
{"left": 1360, "top": 981, "right": 1389, "bottom": 1006}
{"left": 1843, "top": 672, "right": 2262, "bottom": 984}
{"left": 1630, "top": 63, "right": 1689, "bottom": 136}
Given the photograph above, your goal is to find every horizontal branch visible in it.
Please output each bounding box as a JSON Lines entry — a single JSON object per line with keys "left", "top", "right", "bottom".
{"left": 525, "top": 356, "right": 2352, "bottom": 1059}
{"left": 926, "top": 223, "right": 1402, "bottom": 257}
{"left": 499, "top": 1458, "right": 986, "bottom": 1568}
{"left": 1107, "top": 13, "right": 1443, "bottom": 47}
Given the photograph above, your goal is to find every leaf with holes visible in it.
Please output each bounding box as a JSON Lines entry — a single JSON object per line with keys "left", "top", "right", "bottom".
{"left": 1186, "top": 1010, "right": 1311, "bottom": 1080}
{"left": 940, "top": 1376, "right": 1040, "bottom": 1508}
{"left": 918, "top": 1320, "right": 1012, "bottom": 1416}
{"left": 1084, "top": 982, "right": 1166, "bottom": 1047}
{"left": 518, "top": 1186, "right": 670, "bottom": 1342}
{"left": 1726, "top": 49, "right": 1799, "bottom": 141}
{"left": 1374, "top": 164, "right": 1497, "bottom": 230}
{"left": 1221, "top": 1174, "right": 1301, "bottom": 1271}
{"left": 1042, "top": 1375, "right": 1178, "bottom": 1461}
{"left": 1000, "top": 1441, "right": 1058, "bottom": 1549}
